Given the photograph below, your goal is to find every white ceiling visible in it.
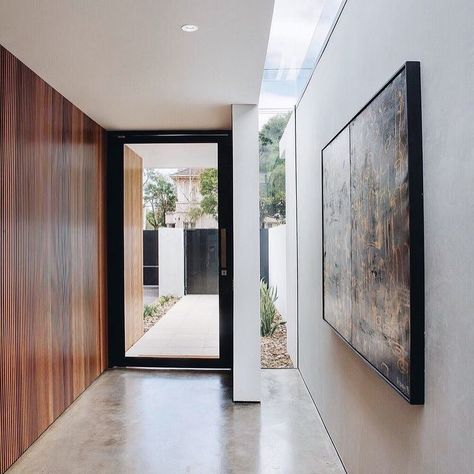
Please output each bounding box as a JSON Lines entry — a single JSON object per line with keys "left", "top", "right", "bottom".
{"left": 127, "top": 143, "right": 217, "bottom": 169}
{"left": 0, "top": 0, "right": 274, "bottom": 130}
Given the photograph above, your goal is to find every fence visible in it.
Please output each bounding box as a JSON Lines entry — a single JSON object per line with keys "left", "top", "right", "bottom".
{"left": 262, "top": 224, "right": 297, "bottom": 365}
{"left": 147, "top": 228, "right": 218, "bottom": 297}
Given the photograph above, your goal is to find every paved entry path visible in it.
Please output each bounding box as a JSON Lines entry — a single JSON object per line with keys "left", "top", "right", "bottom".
{"left": 126, "top": 294, "right": 219, "bottom": 358}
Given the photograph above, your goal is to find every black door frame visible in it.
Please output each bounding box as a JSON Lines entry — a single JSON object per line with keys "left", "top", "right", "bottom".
{"left": 107, "top": 130, "right": 233, "bottom": 369}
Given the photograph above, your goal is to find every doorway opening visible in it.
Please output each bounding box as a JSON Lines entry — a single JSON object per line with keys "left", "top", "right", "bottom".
{"left": 126, "top": 155, "right": 219, "bottom": 359}
{"left": 107, "top": 132, "right": 233, "bottom": 369}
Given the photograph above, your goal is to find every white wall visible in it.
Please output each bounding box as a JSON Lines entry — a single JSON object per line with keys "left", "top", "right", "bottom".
{"left": 295, "top": 0, "right": 474, "bottom": 472}
{"left": 158, "top": 228, "right": 184, "bottom": 297}
{"left": 232, "top": 104, "right": 261, "bottom": 402}
{"left": 268, "top": 225, "right": 287, "bottom": 317}
{"left": 281, "top": 112, "right": 298, "bottom": 367}
{"left": 268, "top": 224, "right": 296, "bottom": 365}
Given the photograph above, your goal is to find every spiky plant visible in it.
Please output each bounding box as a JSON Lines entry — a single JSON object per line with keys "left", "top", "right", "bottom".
{"left": 260, "top": 280, "right": 286, "bottom": 337}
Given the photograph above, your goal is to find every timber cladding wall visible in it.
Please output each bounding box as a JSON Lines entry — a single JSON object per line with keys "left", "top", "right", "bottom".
{"left": 0, "top": 45, "right": 107, "bottom": 473}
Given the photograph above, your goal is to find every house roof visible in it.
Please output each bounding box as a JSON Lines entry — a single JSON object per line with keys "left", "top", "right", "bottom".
{"left": 170, "top": 168, "right": 202, "bottom": 178}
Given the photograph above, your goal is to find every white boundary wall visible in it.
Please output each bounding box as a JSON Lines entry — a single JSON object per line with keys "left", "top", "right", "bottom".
{"left": 268, "top": 224, "right": 297, "bottom": 365}
{"left": 158, "top": 228, "right": 184, "bottom": 297}
{"left": 268, "top": 225, "right": 287, "bottom": 318}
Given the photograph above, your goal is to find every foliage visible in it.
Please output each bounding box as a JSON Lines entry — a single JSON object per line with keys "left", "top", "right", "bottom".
{"left": 143, "top": 295, "right": 178, "bottom": 319}
{"left": 158, "top": 294, "right": 175, "bottom": 305}
{"left": 260, "top": 280, "right": 286, "bottom": 337}
{"left": 260, "top": 158, "right": 286, "bottom": 223}
{"left": 199, "top": 168, "right": 218, "bottom": 220}
{"left": 259, "top": 112, "right": 291, "bottom": 227}
{"left": 143, "top": 170, "right": 177, "bottom": 229}
{"left": 143, "top": 303, "right": 158, "bottom": 318}
{"left": 259, "top": 113, "right": 291, "bottom": 163}
{"left": 187, "top": 206, "right": 203, "bottom": 225}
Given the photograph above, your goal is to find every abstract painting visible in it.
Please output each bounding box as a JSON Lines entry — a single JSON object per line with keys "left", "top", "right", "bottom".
{"left": 322, "top": 62, "right": 424, "bottom": 404}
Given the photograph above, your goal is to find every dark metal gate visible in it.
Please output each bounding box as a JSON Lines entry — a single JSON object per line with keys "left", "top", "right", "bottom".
{"left": 185, "top": 229, "right": 218, "bottom": 294}
{"left": 143, "top": 230, "right": 159, "bottom": 286}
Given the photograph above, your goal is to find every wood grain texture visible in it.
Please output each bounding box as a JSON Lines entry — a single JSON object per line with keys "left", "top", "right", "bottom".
{"left": 0, "top": 45, "right": 107, "bottom": 473}
{"left": 123, "top": 146, "right": 143, "bottom": 351}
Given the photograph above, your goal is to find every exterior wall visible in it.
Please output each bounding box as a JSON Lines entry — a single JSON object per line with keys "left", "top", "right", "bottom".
{"left": 232, "top": 104, "right": 261, "bottom": 402}
{"left": 281, "top": 112, "right": 298, "bottom": 367}
{"left": 0, "top": 45, "right": 107, "bottom": 474}
{"left": 158, "top": 228, "right": 184, "bottom": 297}
{"left": 167, "top": 210, "right": 217, "bottom": 229}
{"left": 195, "top": 214, "right": 218, "bottom": 229}
{"left": 295, "top": 0, "right": 474, "bottom": 473}
{"left": 268, "top": 224, "right": 297, "bottom": 366}
{"left": 175, "top": 175, "right": 199, "bottom": 203}
{"left": 166, "top": 170, "right": 218, "bottom": 229}
{"left": 268, "top": 225, "right": 287, "bottom": 317}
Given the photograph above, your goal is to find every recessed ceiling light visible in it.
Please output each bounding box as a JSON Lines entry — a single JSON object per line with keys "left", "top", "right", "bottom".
{"left": 181, "top": 24, "right": 199, "bottom": 33}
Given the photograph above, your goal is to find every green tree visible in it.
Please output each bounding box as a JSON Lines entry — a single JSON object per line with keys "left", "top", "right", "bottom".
{"left": 143, "top": 170, "right": 177, "bottom": 229}
{"left": 259, "top": 112, "right": 291, "bottom": 226}
{"left": 199, "top": 168, "right": 218, "bottom": 220}
{"left": 259, "top": 113, "right": 290, "bottom": 166}
{"left": 187, "top": 206, "right": 203, "bottom": 225}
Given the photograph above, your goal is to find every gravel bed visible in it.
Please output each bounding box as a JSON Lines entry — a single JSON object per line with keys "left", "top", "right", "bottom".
{"left": 143, "top": 297, "right": 180, "bottom": 333}
{"left": 261, "top": 313, "right": 294, "bottom": 368}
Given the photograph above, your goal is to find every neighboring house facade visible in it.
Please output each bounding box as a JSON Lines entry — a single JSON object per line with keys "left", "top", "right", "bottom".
{"left": 166, "top": 168, "right": 218, "bottom": 229}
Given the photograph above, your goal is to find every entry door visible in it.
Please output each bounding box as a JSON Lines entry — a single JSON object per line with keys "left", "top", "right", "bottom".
{"left": 107, "top": 131, "right": 233, "bottom": 369}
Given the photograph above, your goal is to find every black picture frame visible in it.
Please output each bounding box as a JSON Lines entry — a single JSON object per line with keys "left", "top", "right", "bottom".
{"left": 321, "top": 62, "right": 424, "bottom": 404}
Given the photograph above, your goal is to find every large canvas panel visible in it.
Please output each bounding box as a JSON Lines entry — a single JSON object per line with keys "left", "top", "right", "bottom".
{"left": 322, "top": 128, "right": 352, "bottom": 341}
{"left": 350, "top": 69, "right": 411, "bottom": 397}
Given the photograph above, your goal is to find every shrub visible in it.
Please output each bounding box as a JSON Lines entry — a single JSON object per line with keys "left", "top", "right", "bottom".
{"left": 143, "top": 304, "right": 158, "bottom": 318}
{"left": 260, "top": 280, "right": 285, "bottom": 337}
{"left": 143, "top": 295, "right": 178, "bottom": 320}
{"left": 158, "top": 295, "right": 175, "bottom": 306}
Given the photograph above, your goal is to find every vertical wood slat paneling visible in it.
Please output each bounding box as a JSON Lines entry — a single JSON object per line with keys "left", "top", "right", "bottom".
{"left": 123, "top": 146, "right": 143, "bottom": 351}
{"left": 0, "top": 45, "right": 107, "bottom": 474}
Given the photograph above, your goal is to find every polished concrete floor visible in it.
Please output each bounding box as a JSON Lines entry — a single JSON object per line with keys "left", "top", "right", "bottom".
{"left": 126, "top": 295, "right": 219, "bottom": 358}
{"left": 9, "top": 369, "right": 344, "bottom": 474}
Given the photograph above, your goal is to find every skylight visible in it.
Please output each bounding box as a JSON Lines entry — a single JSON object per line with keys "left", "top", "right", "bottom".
{"left": 259, "top": 0, "right": 345, "bottom": 111}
